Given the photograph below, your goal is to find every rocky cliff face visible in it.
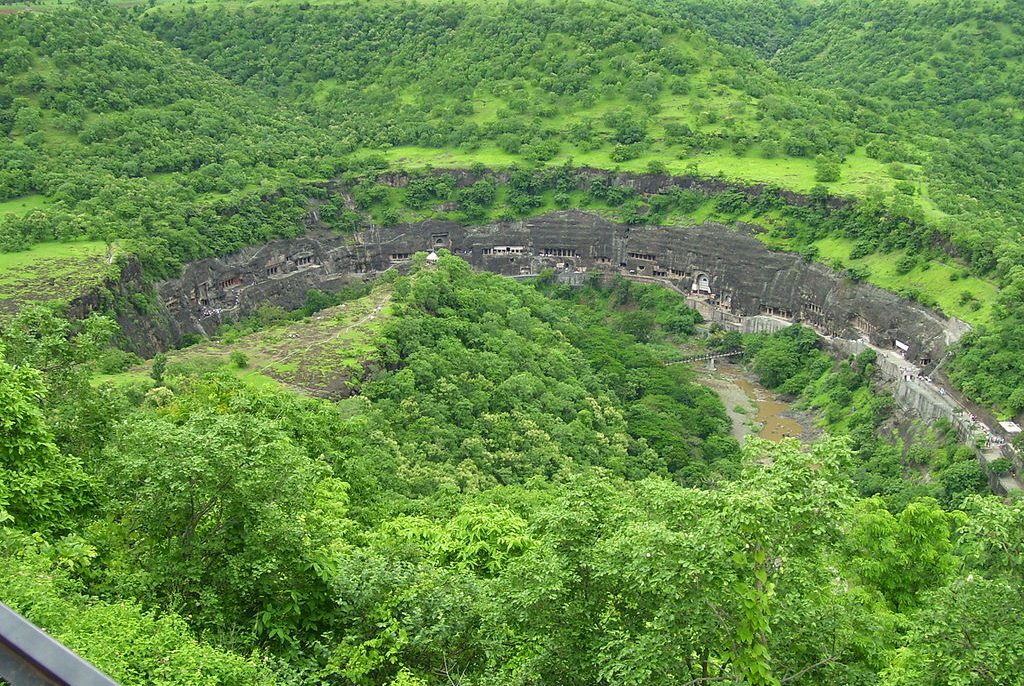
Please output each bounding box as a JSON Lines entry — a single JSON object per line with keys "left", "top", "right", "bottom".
{"left": 64, "top": 258, "right": 180, "bottom": 357}
{"left": 154, "top": 210, "right": 968, "bottom": 365}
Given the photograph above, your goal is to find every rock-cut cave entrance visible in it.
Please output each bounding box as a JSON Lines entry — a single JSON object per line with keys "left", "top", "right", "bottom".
{"left": 692, "top": 272, "right": 712, "bottom": 295}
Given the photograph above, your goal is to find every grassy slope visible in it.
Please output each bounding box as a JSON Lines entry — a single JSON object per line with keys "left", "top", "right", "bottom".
{"left": 811, "top": 236, "right": 998, "bottom": 326}
{"left": 0, "top": 0, "right": 982, "bottom": 220}
{"left": 100, "top": 286, "right": 392, "bottom": 395}
{"left": 0, "top": 241, "right": 115, "bottom": 313}
{"left": 384, "top": 145, "right": 896, "bottom": 197}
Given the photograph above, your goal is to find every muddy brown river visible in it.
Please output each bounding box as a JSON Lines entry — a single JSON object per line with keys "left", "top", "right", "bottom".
{"left": 696, "top": 362, "right": 811, "bottom": 442}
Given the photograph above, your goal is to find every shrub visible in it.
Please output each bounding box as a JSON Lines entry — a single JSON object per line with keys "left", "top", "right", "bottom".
{"left": 989, "top": 458, "right": 1012, "bottom": 475}
{"left": 814, "top": 153, "right": 841, "bottom": 183}
{"left": 151, "top": 353, "right": 167, "bottom": 385}
{"left": 646, "top": 160, "right": 668, "bottom": 175}
{"left": 895, "top": 254, "right": 918, "bottom": 275}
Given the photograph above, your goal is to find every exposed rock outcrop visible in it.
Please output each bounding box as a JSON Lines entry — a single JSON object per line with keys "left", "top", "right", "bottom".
{"left": 156, "top": 211, "right": 969, "bottom": 367}
{"left": 65, "top": 258, "right": 180, "bottom": 357}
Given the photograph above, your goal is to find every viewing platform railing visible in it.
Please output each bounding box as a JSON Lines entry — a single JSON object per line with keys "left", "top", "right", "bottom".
{"left": 0, "top": 603, "right": 119, "bottom": 686}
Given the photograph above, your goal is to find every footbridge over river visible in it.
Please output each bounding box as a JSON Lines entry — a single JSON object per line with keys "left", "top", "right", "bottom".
{"left": 666, "top": 350, "right": 745, "bottom": 366}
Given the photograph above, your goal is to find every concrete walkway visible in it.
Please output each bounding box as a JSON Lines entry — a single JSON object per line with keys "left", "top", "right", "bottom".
{"left": 833, "top": 338, "right": 1022, "bottom": 493}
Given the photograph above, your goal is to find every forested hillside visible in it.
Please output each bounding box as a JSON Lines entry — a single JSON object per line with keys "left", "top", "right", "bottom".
{"left": 4, "top": 1, "right": 1024, "bottom": 682}
{"left": 0, "top": 6, "right": 341, "bottom": 275}
{"left": 645, "top": 0, "right": 807, "bottom": 56}
{"left": 2, "top": 256, "right": 1020, "bottom": 685}
{"left": 141, "top": 0, "right": 865, "bottom": 169}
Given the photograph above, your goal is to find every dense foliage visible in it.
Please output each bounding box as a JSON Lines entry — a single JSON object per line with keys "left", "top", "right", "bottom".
{"left": 142, "top": 0, "right": 864, "bottom": 163}
{"left": 2, "top": 0, "right": 1024, "bottom": 678}
{"left": 743, "top": 324, "right": 989, "bottom": 509}
{"left": 0, "top": 6, "right": 352, "bottom": 275}
{"left": 0, "top": 258, "right": 1020, "bottom": 685}
{"left": 2, "top": 261, "right": 1024, "bottom": 683}
{"left": 947, "top": 267, "right": 1024, "bottom": 415}
{"left": 779, "top": 1, "right": 1024, "bottom": 226}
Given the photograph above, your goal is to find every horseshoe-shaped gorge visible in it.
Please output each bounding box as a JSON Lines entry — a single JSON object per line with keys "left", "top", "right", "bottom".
{"left": 156, "top": 209, "right": 968, "bottom": 363}
{"left": 123, "top": 201, "right": 1015, "bottom": 493}
{"left": 8, "top": 3, "right": 1024, "bottom": 681}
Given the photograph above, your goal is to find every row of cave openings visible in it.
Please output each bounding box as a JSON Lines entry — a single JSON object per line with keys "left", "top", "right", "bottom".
{"left": 173, "top": 237, "right": 927, "bottom": 365}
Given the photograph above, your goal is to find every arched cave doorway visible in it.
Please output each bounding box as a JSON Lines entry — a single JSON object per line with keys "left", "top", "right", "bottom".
{"left": 691, "top": 272, "right": 712, "bottom": 294}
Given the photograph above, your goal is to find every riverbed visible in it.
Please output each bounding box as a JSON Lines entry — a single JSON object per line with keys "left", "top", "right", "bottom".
{"left": 696, "top": 362, "right": 817, "bottom": 442}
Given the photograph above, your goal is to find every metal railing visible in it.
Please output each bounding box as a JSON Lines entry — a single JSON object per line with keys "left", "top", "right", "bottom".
{"left": 0, "top": 603, "right": 119, "bottom": 686}
{"left": 665, "top": 349, "right": 744, "bottom": 366}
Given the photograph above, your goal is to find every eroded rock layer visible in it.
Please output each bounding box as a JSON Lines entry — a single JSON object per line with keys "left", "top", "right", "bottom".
{"left": 158, "top": 210, "right": 968, "bottom": 364}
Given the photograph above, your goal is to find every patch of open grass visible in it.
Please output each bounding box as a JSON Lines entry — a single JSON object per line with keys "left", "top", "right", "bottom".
{"left": 812, "top": 236, "right": 998, "bottom": 326}
{"left": 111, "top": 286, "right": 394, "bottom": 397}
{"left": 383, "top": 143, "right": 904, "bottom": 202}
{"left": 91, "top": 369, "right": 152, "bottom": 389}
{"left": 0, "top": 241, "right": 116, "bottom": 314}
{"left": 0, "top": 194, "right": 51, "bottom": 217}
